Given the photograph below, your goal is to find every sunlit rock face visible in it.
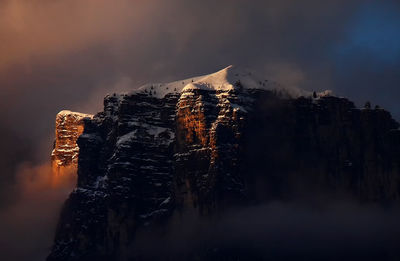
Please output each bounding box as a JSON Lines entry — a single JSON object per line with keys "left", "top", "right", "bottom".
{"left": 51, "top": 110, "right": 93, "bottom": 175}
{"left": 48, "top": 66, "right": 400, "bottom": 261}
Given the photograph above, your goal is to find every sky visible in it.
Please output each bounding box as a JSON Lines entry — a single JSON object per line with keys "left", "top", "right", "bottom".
{"left": 1, "top": 0, "right": 400, "bottom": 164}
{"left": 0, "top": 0, "right": 399, "bottom": 259}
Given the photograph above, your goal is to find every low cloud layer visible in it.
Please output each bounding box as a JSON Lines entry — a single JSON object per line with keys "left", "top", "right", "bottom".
{"left": 0, "top": 163, "right": 75, "bottom": 261}
{"left": 133, "top": 201, "right": 400, "bottom": 260}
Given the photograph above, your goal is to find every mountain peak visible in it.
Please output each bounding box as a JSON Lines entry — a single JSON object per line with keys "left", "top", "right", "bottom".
{"left": 183, "top": 65, "right": 261, "bottom": 92}
{"left": 131, "top": 65, "right": 310, "bottom": 98}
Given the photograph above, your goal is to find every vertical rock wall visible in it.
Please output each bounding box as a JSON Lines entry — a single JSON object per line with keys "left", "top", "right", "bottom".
{"left": 48, "top": 90, "right": 400, "bottom": 261}
{"left": 51, "top": 110, "right": 93, "bottom": 175}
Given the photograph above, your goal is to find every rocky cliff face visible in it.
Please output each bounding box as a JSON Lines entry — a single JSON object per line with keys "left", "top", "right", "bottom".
{"left": 48, "top": 66, "right": 400, "bottom": 261}
{"left": 51, "top": 110, "right": 93, "bottom": 175}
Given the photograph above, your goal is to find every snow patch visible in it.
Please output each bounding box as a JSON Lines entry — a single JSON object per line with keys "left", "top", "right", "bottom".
{"left": 129, "top": 65, "right": 313, "bottom": 99}
{"left": 318, "top": 90, "right": 334, "bottom": 97}
{"left": 57, "top": 110, "right": 93, "bottom": 119}
{"left": 117, "top": 130, "right": 138, "bottom": 146}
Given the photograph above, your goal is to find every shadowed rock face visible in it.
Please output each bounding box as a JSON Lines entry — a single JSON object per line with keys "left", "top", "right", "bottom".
{"left": 47, "top": 69, "right": 400, "bottom": 260}
{"left": 48, "top": 89, "right": 400, "bottom": 261}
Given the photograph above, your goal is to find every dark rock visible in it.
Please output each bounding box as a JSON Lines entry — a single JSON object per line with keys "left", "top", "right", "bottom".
{"left": 48, "top": 84, "right": 400, "bottom": 261}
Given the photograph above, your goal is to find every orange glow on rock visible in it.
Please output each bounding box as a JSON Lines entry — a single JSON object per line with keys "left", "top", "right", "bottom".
{"left": 51, "top": 110, "right": 93, "bottom": 181}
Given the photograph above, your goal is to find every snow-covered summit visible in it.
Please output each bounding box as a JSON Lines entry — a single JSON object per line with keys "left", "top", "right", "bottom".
{"left": 57, "top": 110, "right": 93, "bottom": 119}
{"left": 130, "top": 65, "right": 311, "bottom": 99}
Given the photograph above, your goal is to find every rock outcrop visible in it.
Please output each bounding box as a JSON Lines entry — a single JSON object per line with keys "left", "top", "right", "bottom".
{"left": 51, "top": 110, "right": 93, "bottom": 174}
{"left": 48, "top": 66, "right": 400, "bottom": 261}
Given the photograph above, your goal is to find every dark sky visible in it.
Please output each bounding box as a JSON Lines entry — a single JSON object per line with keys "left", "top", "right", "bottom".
{"left": 0, "top": 0, "right": 399, "bottom": 187}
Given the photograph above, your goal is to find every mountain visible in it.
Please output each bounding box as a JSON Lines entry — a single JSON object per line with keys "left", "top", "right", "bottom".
{"left": 48, "top": 66, "right": 400, "bottom": 261}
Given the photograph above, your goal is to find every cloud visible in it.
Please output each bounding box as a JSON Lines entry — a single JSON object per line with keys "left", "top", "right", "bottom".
{"left": 0, "top": 162, "right": 75, "bottom": 261}
{"left": 263, "top": 62, "right": 306, "bottom": 89}
{"left": 0, "top": 0, "right": 164, "bottom": 69}
{"left": 133, "top": 201, "right": 400, "bottom": 260}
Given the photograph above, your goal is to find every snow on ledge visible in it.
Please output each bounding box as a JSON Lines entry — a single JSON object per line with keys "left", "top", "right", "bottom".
{"left": 57, "top": 110, "right": 94, "bottom": 119}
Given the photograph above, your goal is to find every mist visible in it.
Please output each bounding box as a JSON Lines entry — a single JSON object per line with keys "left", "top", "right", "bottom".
{"left": 0, "top": 163, "right": 75, "bottom": 261}
{"left": 133, "top": 200, "right": 400, "bottom": 260}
